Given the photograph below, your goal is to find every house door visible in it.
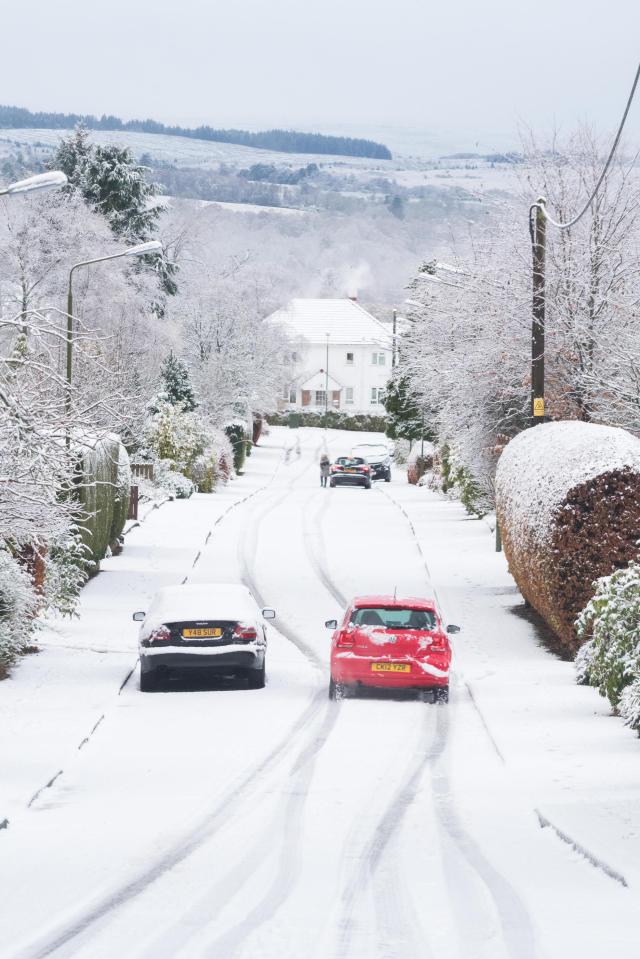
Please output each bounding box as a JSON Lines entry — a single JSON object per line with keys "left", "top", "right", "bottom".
{"left": 331, "top": 390, "right": 341, "bottom": 409}
{"left": 301, "top": 390, "right": 311, "bottom": 407}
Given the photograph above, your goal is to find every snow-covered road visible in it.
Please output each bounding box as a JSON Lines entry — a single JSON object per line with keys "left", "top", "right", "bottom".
{"left": 2, "top": 427, "right": 640, "bottom": 958}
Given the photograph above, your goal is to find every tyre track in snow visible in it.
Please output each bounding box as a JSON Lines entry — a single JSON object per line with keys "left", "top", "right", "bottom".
{"left": 299, "top": 479, "right": 536, "bottom": 959}
{"left": 12, "top": 433, "right": 337, "bottom": 959}
{"left": 132, "top": 439, "right": 344, "bottom": 958}
{"left": 375, "top": 484, "right": 538, "bottom": 959}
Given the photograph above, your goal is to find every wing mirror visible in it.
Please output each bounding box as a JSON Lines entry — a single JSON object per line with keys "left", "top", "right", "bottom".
{"left": 132, "top": 611, "right": 146, "bottom": 622}
{"left": 325, "top": 619, "right": 338, "bottom": 629}
{"left": 262, "top": 607, "right": 276, "bottom": 620}
{"left": 446, "top": 624, "right": 461, "bottom": 634}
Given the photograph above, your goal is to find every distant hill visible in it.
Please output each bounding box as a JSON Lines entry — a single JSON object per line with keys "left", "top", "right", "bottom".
{"left": 0, "top": 105, "right": 392, "bottom": 161}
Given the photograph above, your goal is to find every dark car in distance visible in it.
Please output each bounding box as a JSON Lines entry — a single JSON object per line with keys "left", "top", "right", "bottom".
{"left": 330, "top": 456, "right": 372, "bottom": 489}
{"left": 351, "top": 443, "right": 392, "bottom": 482}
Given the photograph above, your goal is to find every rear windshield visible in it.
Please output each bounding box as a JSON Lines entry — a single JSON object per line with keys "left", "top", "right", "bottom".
{"left": 350, "top": 607, "right": 437, "bottom": 630}
{"left": 336, "top": 457, "right": 365, "bottom": 466}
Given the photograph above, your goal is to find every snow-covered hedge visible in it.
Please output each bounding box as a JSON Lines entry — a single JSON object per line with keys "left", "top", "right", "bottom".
{"left": 496, "top": 421, "right": 640, "bottom": 653}
{"left": 575, "top": 562, "right": 640, "bottom": 730}
{"left": 266, "top": 410, "right": 387, "bottom": 432}
{"left": 75, "top": 432, "right": 131, "bottom": 571}
{"left": 0, "top": 549, "right": 39, "bottom": 676}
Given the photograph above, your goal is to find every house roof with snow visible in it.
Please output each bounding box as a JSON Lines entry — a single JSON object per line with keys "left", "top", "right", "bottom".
{"left": 265, "top": 298, "right": 392, "bottom": 348}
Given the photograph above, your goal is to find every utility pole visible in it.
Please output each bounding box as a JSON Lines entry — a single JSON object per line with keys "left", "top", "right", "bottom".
{"left": 392, "top": 308, "right": 397, "bottom": 367}
{"left": 531, "top": 197, "right": 546, "bottom": 425}
{"left": 325, "top": 332, "right": 329, "bottom": 424}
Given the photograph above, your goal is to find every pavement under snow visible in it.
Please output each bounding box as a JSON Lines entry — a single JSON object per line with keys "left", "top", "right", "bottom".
{"left": 1, "top": 426, "right": 640, "bottom": 959}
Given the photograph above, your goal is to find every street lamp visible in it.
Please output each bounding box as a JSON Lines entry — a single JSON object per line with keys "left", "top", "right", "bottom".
{"left": 65, "top": 240, "right": 163, "bottom": 415}
{"left": 0, "top": 171, "right": 67, "bottom": 197}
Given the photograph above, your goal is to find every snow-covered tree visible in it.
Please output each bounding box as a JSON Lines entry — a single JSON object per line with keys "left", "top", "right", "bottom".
{"left": 53, "top": 128, "right": 177, "bottom": 298}
{"left": 158, "top": 352, "right": 197, "bottom": 411}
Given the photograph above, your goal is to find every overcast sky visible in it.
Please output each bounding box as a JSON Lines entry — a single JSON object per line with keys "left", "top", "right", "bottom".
{"left": 2, "top": 0, "right": 639, "bottom": 154}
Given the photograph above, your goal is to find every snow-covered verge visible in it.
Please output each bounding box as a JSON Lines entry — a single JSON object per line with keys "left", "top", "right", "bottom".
{"left": 385, "top": 478, "right": 640, "bottom": 891}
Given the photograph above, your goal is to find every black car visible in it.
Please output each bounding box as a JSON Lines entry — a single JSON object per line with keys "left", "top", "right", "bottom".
{"left": 351, "top": 444, "right": 392, "bottom": 482}
{"left": 330, "top": 456, "right": 372, "bottom": 489}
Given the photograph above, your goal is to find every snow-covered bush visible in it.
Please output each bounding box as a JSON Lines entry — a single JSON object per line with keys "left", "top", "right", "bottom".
{"left": 43, "top": 529, "right": 90, "bottom": 618}
{"left": 153, "top": 460, "right": 195, "bottom": 499}
{"left": 619, "top": 681, "right": 640, "bottom": 733}
{"left": 575, "top": 562, "right": 640, "bottom": 721}
{"left": 142, "top": 402, "right": 234, "bottom": 492}
{"left": 407, "top": 442, "right": 434, "bottom": 486}
{"left": 74, "top": 432, "right": 131, "bottom": 571}
{"left": 0, "top": 549, "right": 40, "bottom": 676}
{"left": 224, "top": 421, "right": 248, "bottom": 473}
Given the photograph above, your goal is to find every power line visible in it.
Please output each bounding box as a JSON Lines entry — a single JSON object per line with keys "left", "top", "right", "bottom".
{"left": 534, "top": 61, "right": 640, "bottom": 232}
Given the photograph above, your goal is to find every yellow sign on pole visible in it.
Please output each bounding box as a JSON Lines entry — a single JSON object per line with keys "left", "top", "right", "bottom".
{"left": 533, "top": 397, "right": 545, "bottom": 417}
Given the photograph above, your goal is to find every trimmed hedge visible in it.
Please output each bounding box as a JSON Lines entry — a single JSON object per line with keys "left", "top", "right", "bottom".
{"left": 224, "top": 422, "right": 248, "bottom": 472}
{"left": 75, "top": 433, "right": 131, "bottom": 571}
{"left": 266, "top": 410, "right": 387, "bottom": 432}
{"left": 496, "top": 421, "right": 640, "bottom": 654}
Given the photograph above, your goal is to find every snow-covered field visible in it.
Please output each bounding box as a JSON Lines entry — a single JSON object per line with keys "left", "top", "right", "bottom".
{"left": 2, "top": 426, "right": 640, "bottom": 958}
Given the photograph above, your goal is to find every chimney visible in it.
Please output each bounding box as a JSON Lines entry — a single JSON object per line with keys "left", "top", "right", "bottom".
{"left": 348, "top": 294, "right": 358, "bottom": 302}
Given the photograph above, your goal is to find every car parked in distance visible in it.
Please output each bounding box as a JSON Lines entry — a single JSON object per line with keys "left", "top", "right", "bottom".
{"left": 351, "top": 443, "right": 392, "bottom": 482}
{"left": 330, "top": 456, "right": 372, "bottom": 489}
{"left": 326, "top": 595, "right": 459, "bottom": 702}
{"left": 133, "top": 584, "right": 276, "bottom": 691}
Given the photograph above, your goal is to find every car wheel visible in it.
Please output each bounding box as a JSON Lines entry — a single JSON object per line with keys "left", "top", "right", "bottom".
{"left": 435, "top": 686, "right": 449, "bottom": 704}
{"left": 247, "top": 662, "right": 266, "bottom": 689}
{"left": 364, "top": 480, "right": 372, "bottom": 489}
{"left": 384, "top": 471, "right": 391, "bottom": 482}
{"left": 329, "top": 479, "right": 336, "bottom": 488}
{"left": 329, "top": 677, "right": 347, "bottom": 699}
{"left": 140, "top": 667, "right": 158, "bottom": 692}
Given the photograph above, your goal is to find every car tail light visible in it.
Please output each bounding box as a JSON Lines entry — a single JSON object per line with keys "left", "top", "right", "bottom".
{"left": 361, "top": 465, "right": 370, "bottom": 472}
{"left": 336, "top": 630, "right": 355, "bottom": 649}
{"left": 429, "top": 637, "right": 449, "bottom": 654}
{"left": 330, "top": 465, "right": 339, "bottom": 472}
{"left": 148, "top": 625, "right": 171, "bottom": 644}
{"left": 234, "top": 622, "right": 258, "bottom": 643}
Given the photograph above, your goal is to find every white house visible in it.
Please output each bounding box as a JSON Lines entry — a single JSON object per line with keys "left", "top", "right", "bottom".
{"left": 266, "top": 298, "right": 393, "bottom": 413}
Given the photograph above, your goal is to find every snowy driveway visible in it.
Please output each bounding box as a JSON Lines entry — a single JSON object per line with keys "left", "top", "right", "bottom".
{"left": 1, "top": 427, "right": 640, "bottom": 958}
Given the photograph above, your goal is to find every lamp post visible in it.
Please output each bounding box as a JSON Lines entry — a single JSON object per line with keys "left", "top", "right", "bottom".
{"left": 65, "top": 240, "right": 162, "bottom": 418}
{"left": 0, "top": 171, "right": 67, "bottom": 198}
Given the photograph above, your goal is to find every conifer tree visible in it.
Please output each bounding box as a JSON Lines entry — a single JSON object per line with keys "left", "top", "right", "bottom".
{"left": 159, "top": 352, "right": 197, "bottom": 411}
{"left": 52, "top": 128, "right": 177, "bottom": 297}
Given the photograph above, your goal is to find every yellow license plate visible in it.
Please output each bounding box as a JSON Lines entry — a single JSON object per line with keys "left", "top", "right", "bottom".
{"left": 371, "top": 663, "right": 411, "bottom": 673}
{"left": 182, "top": 627, "right": 222, "bottom": 638}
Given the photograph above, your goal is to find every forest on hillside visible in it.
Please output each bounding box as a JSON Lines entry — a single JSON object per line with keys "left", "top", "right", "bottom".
{"left": 0, "top": 105, "right": 392, "bottom": 160}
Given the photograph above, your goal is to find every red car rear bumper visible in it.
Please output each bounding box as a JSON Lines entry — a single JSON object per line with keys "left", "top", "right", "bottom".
{"left": 331, "top": 652, "right": 449, "bottom": 688}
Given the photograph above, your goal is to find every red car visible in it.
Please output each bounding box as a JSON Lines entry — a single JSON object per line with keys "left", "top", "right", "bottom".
{"left": 326, "top": 595, "right": 459, "bottom": 702}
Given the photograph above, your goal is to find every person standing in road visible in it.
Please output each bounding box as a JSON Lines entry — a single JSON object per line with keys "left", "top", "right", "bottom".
{"left": 320, "top": 453, "right": 331, "bottom": 488}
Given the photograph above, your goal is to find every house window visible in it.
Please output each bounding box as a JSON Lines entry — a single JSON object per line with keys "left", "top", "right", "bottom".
{"left": 370, "top": 387, "right": 385, "bottom": 405}
{"left": 315, "top": 390, "right": 327, "bottom": 406}
{"left": 291, "top": 351, "right": 298, "bottom": 362}
{"left": 346, "top": 352, "right": 354, "bottom": 365}
{"left": 371, "top": 352, "right": 386, "bottom": 366}
{"left": 289, "top": 387, "right": 297, "bottom": 404}
{"left": 345, "top": 387, "right": 354, "bottom": 404}
{"left": 283, "top": 386, "right": 289, "bottom": 400}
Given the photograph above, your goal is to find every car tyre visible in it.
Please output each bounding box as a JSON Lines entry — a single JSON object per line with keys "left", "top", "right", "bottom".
{"left": 329, "top": 479, "right": 336, "bottom": 488}
{"left": 247, "top": 661, "right": 266, "bottom": 689}
{"left": 384, "top": 471, "right": 391, "bottom": 483}
{"left": 363, "top": 480, "right": 372, "bottom": 490}
{"left": 435, "top": 685, "right": 449, "bottom": 704}
{"left": 329, "top": 677, "right": 347, "bottom": 699}
{"left": 140, "top": 667, "right": 158, "bottom": 692}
